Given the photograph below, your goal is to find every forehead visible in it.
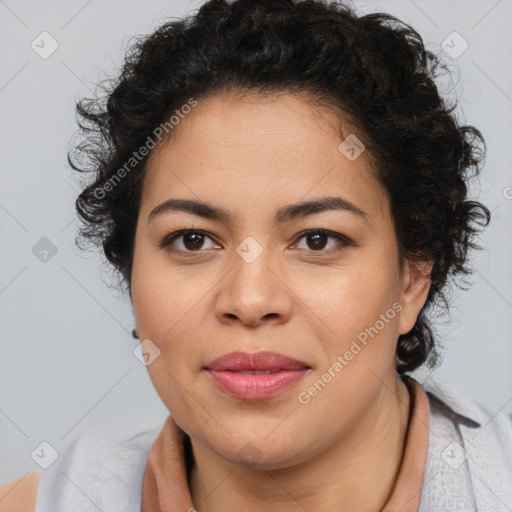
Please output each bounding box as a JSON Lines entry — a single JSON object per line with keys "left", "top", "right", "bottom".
{"left": 142, "top": 91, "right": 390, "bottom": 225}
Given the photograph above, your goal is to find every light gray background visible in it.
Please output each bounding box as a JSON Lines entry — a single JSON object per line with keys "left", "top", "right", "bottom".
{"left": 1, "top": 0, "right": 511, "bottom": 484}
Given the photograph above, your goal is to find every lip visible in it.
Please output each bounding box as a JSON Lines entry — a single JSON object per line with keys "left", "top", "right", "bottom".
{"left": 205, "top": 351, "right": 309, "bottom": 372}
{"left": 204, "top": 351, "right": 310, "bottom": 400}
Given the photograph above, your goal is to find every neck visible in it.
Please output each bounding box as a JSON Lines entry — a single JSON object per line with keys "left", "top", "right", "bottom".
{"left": 189, "top": 374, "right": 411, "bottom": 512}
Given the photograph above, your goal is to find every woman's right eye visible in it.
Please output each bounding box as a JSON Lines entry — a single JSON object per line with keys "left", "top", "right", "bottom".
{"left": 160, "top": 229, "right": 221, "bottom": 252}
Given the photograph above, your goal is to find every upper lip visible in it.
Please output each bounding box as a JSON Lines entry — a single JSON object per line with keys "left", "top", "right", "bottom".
{"left": 205, "top": 351, "right": 310, "bottom": 371}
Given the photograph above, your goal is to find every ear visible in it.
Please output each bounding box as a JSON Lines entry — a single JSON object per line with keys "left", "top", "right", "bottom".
{"left": 398, "top": 259, "right": 433, "bottom": 335}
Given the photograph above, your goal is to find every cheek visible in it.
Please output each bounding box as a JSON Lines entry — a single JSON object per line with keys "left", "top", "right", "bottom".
{"left": 297, "top": 262, "right": 399, "bottom": 331}
{"left": 131, "top": 247, "right": 201, "bottom": 340}
{"left": 144, "top": 357, "right": 201, "bottom": 424}
{"left": 131, "top": 249, "right": 217, "bottom": 388}
{"left": 293, "top": 263, "right": 401, "bottom": 379}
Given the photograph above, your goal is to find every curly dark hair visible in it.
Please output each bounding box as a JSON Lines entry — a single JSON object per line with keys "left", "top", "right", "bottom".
{"left": 69, "top": 0, "right": 490, "bottom": 374}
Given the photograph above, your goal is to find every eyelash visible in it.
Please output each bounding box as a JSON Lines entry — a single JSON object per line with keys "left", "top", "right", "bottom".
{"left": 159, "top": 228, "right": 353, "bottom": 254}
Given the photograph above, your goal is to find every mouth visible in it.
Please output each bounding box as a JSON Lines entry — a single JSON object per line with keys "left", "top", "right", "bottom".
{"left": 204, "top": 351, "right": 311, "bottom": 400}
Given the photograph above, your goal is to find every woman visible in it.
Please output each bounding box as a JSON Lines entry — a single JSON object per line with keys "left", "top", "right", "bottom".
{"left": 2, "top": 0, "right": 511, "bottom": 510}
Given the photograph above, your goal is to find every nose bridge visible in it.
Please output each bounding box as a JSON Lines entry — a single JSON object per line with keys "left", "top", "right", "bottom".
{"left": 215, "top": 235, "right": 292, "bottom": 325}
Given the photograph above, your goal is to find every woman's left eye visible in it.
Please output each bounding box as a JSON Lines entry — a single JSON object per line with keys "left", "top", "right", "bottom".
{"left": 293, "top": 230, "right": 352, "bottom": 252}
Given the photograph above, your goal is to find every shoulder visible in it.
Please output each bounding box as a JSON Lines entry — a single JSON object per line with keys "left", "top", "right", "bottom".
{"left": 35, "top": 424, "right": 161, "bottom": 512}
{"left": 0, "top": 470, "right": 41, "bottom": 512}
{"left": 415, "top": 376, "right": 512, "bottom": 511}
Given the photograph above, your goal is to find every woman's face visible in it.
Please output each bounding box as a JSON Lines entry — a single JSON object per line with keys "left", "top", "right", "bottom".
{"left": 131, "top": 91, "right": 430, "bottom": 468}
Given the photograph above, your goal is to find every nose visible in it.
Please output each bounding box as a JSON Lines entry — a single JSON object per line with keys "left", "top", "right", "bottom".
{"left": 214, "top": 247, "right": 293, "bottom": 327}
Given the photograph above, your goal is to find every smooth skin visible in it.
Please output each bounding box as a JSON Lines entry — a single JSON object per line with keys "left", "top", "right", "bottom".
{"left": 0, "top": 470, "right": 40, "bottom": 512}
{"left": 131, "top": 91, "right": 432, "bottom": 512}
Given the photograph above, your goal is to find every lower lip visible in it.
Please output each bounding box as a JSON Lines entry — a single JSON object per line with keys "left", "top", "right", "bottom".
{"left": 207, "top": 369, "right": 309, "bottom": 399}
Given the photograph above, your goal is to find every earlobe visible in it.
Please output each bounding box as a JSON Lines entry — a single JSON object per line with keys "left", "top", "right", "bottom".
{"left": 398, "top": 259, "right": 433, "bottom": 335}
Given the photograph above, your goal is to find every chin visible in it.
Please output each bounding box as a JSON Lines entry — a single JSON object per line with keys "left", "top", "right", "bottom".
{"left": 204, "top": 430, "right": 312, "bottom": 470}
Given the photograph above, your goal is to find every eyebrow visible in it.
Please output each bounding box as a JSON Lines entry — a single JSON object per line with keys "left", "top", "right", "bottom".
{"left": 147, "top": 196, "right": 369, "bottom": 225}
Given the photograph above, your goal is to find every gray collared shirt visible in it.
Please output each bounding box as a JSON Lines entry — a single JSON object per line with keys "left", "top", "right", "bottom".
{"left": 419, "top": 377, "right": 512, "bottom": 511}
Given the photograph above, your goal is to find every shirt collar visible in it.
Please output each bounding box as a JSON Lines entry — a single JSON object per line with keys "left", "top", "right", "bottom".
{"left": 416, "top": 375, "right": 483, "bottom": 428}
